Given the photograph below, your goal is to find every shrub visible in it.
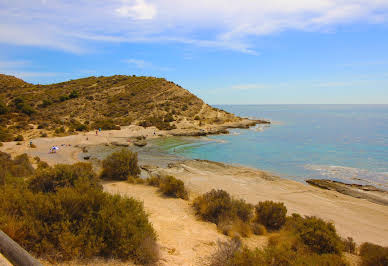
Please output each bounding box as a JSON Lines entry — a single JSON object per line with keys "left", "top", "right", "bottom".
{"left": 146, "top": 176, "right": 161, "bottom": 187}
{"left": 11, "top": 154, "right": 34, "bottom": 177}
{"left": 213, "top": 234, "right": 347, "bottom": 266}
{"left": 296, "top": 216, "right": 343, "bottom": 254}
{"left": 0, "top": 152, "right": 34, "bottom": 179}
{"left": 359, "top": 242, "right": 388, "bottom": 266}
{"left": 0, "top": 127, "right": 13, "bottom": 142}
{"left": 0, "top": 101, "right": 8, "bottom": 114}
{"left": 39, "top": 99, "right": 52, "bottom": 108}
{"left": 342, "top": 237, "right": 356, "bottom": 254}
{"left": 210, "top": 237, "right": 242, "bottom": 266}
{"left": 92, "top": 119, "right": 120, "bottom": 130}
{"left": 255, "top": 201, "right": 287, "bottom": 230}
{"left": 159, "top": 175, "right": 188, "bottom": 199}
{"left": 28, "top": 163, "right": 99, "bottom": 193}
{"left": 55, "top": 127, "right": 65, "bottom": 134}
{"left": 232, "top": 199, "right": 253, "bottom": 223}
{"left": 75, "top": 123, "right": 88, "bottom": 132}
{"left": 59, "top": 95, "right": 69, "bottom": 102}
{"left": 100, "top": 149, "right": 140, "bottom": 180}
{"left": 69, "top": 90, "right": 79, "bottom": 99}
{"left": 0, "top": 171, "right": 158, "bottom": 263}
{"left": 21, "top": 104, "right": 35, "bottom": 115}
{"left": 193, "top": 189, "right": 254, "bottom": 237}
{"left": 193, "top": 189, "right": 233, "bottom": 224}
{"left": 14, "top": 135, "right": 24, "bottom": 141}
{"left": 252, "top": 223, "right": 267, "bottom": 235}
{"left": 139, "top": 116, "right": 176, "bottom": 130}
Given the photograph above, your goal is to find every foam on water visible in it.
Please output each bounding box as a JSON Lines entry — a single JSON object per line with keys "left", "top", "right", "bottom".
{"left": 305, "top": 164, "right": 388, "bottom": 189}
{"left": 158, "top": 105, "right": 388, "bottom": 190}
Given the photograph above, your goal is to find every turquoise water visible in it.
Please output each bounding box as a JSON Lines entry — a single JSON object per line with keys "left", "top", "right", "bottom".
{"left": 155, "top": 105, "right": 388, "bottom": 189}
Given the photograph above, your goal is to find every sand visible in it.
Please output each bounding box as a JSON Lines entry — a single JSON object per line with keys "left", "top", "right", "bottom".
{"left": 2, "top": 126, "right": 388, "bottom": 265}
{"left": 153, "top": 160, "right": 388, "bottom": 246}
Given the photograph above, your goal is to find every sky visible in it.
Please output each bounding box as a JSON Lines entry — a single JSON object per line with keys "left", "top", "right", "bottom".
{"left": 1, "top": 0, "right": 388, "bottom": 104}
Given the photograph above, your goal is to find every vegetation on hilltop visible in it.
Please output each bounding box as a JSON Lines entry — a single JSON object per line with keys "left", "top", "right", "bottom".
{"left": 0, "top": 74, "right": 240, "bottom": 140}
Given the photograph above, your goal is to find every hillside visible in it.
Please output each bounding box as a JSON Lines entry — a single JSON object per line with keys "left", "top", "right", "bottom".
{"left": 0, "top": 74, "right": 248, "bottom": 141}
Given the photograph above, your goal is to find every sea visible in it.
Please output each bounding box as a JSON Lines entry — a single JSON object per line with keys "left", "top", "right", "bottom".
{"left": 152, "top": 105, "right": 388, "bottom": 190}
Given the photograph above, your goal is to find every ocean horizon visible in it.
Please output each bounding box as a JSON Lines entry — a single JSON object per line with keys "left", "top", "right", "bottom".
{"left": 155, "top": 104, "right": 388, "bottom": 190}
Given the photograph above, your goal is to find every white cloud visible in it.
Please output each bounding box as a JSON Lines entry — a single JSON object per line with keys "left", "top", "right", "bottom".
{"left": 230, "top": 84, "right": 268, "bottom": 90}
{"left": 0, "top": 0, "right": 388, "bottom": 53}
{"left": 123, "top": 58, "right": 172, "bottom": 71}
{"left": 0, "top": 59, "right": 61, "bottom": 80}
{"left": 0, "top": 60, "right": 30, "bottom": 69}
{"left": 116, "top": 0, "right": 157, "bottom": 20}
{"left": 124, "top": 59, "right": 148, "bottom": 68}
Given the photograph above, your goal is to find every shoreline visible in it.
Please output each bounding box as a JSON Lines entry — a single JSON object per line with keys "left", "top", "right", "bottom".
{"left": 1, "top": 121, "right": 388, "bottom": 246}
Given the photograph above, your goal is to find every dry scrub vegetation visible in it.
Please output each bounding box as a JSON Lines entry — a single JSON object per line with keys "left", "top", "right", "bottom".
{"left": 0, "top": 73, "right": 240, "bottom": 141}
{"left": 193, "top": 188, "right": 388, "bottom": 266}
{"left": 0, "top": 151, "right": 158, "bottom": 264}
{"left": 145, "top": 175, "right": 189, "bottom": 200}
{"left": 1, "top": 149, "right": 387, "bottom": 265}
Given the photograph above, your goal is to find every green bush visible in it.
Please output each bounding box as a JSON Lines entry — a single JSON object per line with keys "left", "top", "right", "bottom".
{"left": 359, "top": 242, "right": 388, "bottom": 266}
{"left": 0, "top": 101, "right": 8, "bottom": 114}
{"left": 14, "top": 135, "right": 24, "bottom": 141}
{"left": 92, "top": 119, "right": 120, "bottom": 130}
{"left": 0, "top": 152, "right": 34, "bottom": 179}
{"left": 159, "top": 175, "right": 188, "bottom": 199}
{"left": 212, "top": 236, "right": 347, "bottom": 266}
{"left": 69, "top": 90, "right": 79, "bottom": 99}
{"left": 296, "top": 216, "right": 343, "bottom": 255}
{"left": 232, "top": 199, "right": 254, "bottom": 223}
{"left": 100, "top": 149, "right": 140, "bottom": 180}
{"left": 28, "top": 163, "right": 99, "bottom": 193}
{"left": 342, "top": 237, "right": 356, "bottom": 254}
{"left": 11, "top": 154, "right": 34, "bottom": 177}
{"left": 0, "top": 127, "right": 13, "bottom": 142}
{"left": 139, "top": 116, "right": 176, "bottom": 130}
{"left": 193, "top": 189, "right": 233, "bottom": 224}
{"left": 193, "top": 189, "right": 254, "bottom": 237}
{"left": 0, "top": 175, "right": 158, "bottom": 263}
{"left": 146, "top": 176, "right": 161, "bottom": 187}
{"left": 252, "top": 223, "right": 267, "bottom": 235}
{"left": 255, "top": 201, "right": 287, "bottom": 230}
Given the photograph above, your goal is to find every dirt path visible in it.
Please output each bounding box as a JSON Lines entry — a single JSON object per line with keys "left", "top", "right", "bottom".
{"left": 103, "top": 182, "right": 229, "bottom": 265}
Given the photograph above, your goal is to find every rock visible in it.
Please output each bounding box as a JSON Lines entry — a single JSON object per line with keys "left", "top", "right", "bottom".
{"left": 133, "top": 140, "right": 147, "bottom": 147}
{"left": 110, "top": 141, "right": 129, "bottom": 147}
{"left": 307, "top": 179, "right": 388, "bottom": 206}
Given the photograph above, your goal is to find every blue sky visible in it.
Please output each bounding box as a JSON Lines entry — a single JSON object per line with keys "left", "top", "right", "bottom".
{"left": 1, "top": 0, "right": 388, "bottom": 104}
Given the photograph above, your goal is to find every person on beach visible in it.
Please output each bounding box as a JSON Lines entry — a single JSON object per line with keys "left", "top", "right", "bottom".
{"left": 96, "top": 130, "right": 98, "bottom": 136}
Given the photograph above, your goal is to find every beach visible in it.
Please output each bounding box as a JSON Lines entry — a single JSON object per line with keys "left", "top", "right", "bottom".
{"left": 2, "top": 125, "right": 388, "bottom": 251}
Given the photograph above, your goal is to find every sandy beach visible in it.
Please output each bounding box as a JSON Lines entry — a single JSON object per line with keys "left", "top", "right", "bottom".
{"left": 1, "top": 126, "right": 388, "bottom": 265}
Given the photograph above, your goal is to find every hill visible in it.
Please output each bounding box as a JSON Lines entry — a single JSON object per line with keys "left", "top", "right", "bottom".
{"left": 0, "top": 74, "right": 256, "bottom": 141}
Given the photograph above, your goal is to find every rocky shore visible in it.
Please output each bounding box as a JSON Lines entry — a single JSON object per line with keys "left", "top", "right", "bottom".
{"left": 306, "top": 179, "right": 388, "bottom": 206}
